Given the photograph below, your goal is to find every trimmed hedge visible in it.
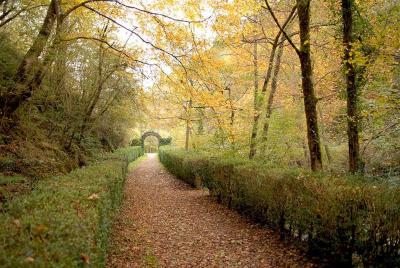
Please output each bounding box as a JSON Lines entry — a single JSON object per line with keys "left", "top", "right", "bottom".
{"left": 159, "top": 147, "right": 400, "bottom": 267}
{"left": 0, "top": 146, "right": 143, "bottom": 267}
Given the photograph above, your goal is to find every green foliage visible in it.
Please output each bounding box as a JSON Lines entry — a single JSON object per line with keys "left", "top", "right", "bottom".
{"left": 0, "top": 32, "right": 20, "bottom": 90}
{"left": 0, "top": 146, "right": 143, "bottom": 267}
{"left": 159, "top": 137, "right": 172, "bottom": 146}
{"left": 131, "top": 136, "right": 172, "bottom": 147}
{"left": 159, "top": 147, "right": 400, "bottom": 267}
{"left": 0, "top": 32, "right": 144, "bottom": 177}
{"left": 130, "top": 138, "right": 142, "bottom": 146}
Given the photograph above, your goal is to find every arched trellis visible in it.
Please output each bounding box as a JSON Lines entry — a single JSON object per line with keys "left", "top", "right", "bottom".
{"left": 130, "top": 131, "right": 172, "bottom": 149}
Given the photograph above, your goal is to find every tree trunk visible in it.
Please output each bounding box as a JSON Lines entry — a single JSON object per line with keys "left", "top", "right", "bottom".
{"left": 296, "top": 0, "right": 323, "bottom": 171}
{"left": 249, "top": 35, "right": 259, "bottom": 159}
{"left": 260, "top": 34, "right": 286, "bottom": 154}
{"left": 249, "top": 10, "right": 295, "bottom": 159}
{"left": 249, "top": 31, "right": 281, "bottom": 159}
{"left": 342, "top": 0, "right": 361, "bottom": 173}
{"left": 0, "top": 0, "right": 59, "bottom": 119}
{"left": 226, "top": 86, "right": 236, "bottom": 150}
{"left": 317, "top": 105, "right": 333, "bottom": 172}
{"left": 78, "top": 26, "right": 113, "bottom": 142}
{"left": 185, "top": 99, "right": 192, "bottom": 151}
{"left": 303, "top": 139, "right": 309, "bottom": 167}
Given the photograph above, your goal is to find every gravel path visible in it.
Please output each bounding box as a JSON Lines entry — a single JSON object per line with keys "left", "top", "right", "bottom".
{"left": 107, "top": 154, "right": 315, "bottom": 268}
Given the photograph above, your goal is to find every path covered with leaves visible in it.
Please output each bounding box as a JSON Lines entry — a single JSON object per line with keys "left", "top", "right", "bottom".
{"left": 107, "top": 154, "right": 314, "bottom": 267}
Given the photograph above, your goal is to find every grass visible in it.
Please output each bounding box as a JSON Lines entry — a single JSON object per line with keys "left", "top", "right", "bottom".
{"left": 144, "top": 247, "right": 159, "bottom": 268}
{"left": 0, "top": 146, "right": 143, "bottom": 267}
{"left": 127, "top": 155, "right": 147, "bottom": 172}
{"left": 0, "top": 175, "right": 27, "bottom": 185}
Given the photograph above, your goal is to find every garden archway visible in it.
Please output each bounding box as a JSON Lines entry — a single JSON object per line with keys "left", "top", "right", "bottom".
{"left": 141, "top": 131, "right": 162, "bottom": 150}
{"left": 139, "top": 131, "right": 172, "bottom": 149}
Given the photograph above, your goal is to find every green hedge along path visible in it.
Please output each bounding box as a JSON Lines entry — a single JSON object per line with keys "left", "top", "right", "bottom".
{"left": 107, "top": 154, "right": 314, "bottom": 267}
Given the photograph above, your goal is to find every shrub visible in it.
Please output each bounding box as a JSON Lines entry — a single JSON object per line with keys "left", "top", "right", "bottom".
{"left": 0, "top": 146, "right": 143, "bottom": 267}
{"left": 159, "top": 147, "right": 400, "bottom": 267}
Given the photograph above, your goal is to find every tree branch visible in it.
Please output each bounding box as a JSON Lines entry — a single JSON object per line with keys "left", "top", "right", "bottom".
{"left": 114, "top": 0, "right": 209, "bottom": 24}
{"left": 263, "top": 1, "right": 300, "bottom": 56}
{"left": 82, "top": 4, "right": 188, "bottom": 73}
{"left": 0, "top": 4, "right": 48, "bottom": 28}
{"left": 64, "top": 0, "right": 209, "bottom": 23}
{"left": 59, "top": 36, "right": 158, "bottom": 67}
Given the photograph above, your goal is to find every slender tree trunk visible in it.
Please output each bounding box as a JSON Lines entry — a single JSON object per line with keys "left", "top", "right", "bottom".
{"left": 185, "top": 98, "right": 192, "bottom": 151}
{"left": 249, "top": 10, "right": 295, "bottom": 159}
{"left": 249, "top": 36, "right": 259, "bottom": 159}
{"left": 226, "top": 86, "right": 236, "bottom": 150}
{"left": 249, "top": 32, "right": 280, "bottom": 159}
{"left": 52, "top": 16, "right": 69, "bottom": 96}
{"left": 0, "top": 0, "right": 60, "bottom": 119}
{"left": 78, "top": 26, "right": 112, "bottom": 142}
{"left": 196, "top": 108, "right": 204, "bottom": 135}
{"left": 317, "top": 105, "right": 333, "bottom": 172}
{"left": 260, "top": 35, "right": 286, "bottom": 154}
{"left": 342, "top": 0, "right": 361, "bottom": 173}
{"left": 189, "top": 128, "right": 197, "bottom": 150}
{"left": 296, "top": 0, "right": 323, "bottom": 171}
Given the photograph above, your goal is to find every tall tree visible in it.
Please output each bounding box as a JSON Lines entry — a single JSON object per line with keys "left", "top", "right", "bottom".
{"left": 249, "top": 8, "right": 296, "bottom": 159}
{"left": 0, "top": 0, "right": 60, "bottom": 121}
{"left": 342, "top": 0, "right": 361, "bottom": 173}
{"left": 265, "top": 0, "right": 323, "bottom": 171}
{"left": 260, "top": 34, "right": 286, "bottom": 154}
{"left": 296, "top": 0, "right": 322, "bottom": 171}
{"left": 249, "top": 30, "right": 259, "bottom": 159}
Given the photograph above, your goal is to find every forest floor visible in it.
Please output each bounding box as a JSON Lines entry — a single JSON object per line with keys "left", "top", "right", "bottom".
{"left": 107, "top": 154, "right": 315, "bottom": 268}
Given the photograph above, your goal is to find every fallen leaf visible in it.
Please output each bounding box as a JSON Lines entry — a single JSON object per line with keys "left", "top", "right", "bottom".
{"left": 33, "top": 224, "right": 48, "bottom": 235}
{"left": 80, "top": 253, "right": 90, "bottom": 264}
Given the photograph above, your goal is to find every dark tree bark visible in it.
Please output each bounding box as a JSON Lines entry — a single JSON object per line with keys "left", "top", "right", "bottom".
{"left": 0, "top": 0, "right": 60, "bottom": 119}
{"left": 264, "top": 0, "right": 322, "bottom": 170}
{"left": 342, "top": 0, "right": 361, "bottom": 173}
{"left": 296, "top": 0, "right": 323, "bottom": 171}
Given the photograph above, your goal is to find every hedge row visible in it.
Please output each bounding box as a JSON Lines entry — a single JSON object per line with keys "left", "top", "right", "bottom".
{"left": 0, "top": 146, "right": 143, "bottom": 267}
{"left": 159, "top": 147, "right": 400, "bottom": 267}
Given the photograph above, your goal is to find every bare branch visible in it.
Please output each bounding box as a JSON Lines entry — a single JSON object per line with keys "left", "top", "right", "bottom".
{"left": 58, "top": 36, "right": 157, "bottom": 67}
{"left": 362, "top": 122, "right": 400, "bottom": 155}
{"left": 114, "top": 0, "right": 209, "bottom": 24}
{"left": 263, "top": 1, "right": 300, "bottom": 56}
{"left": 64, "top": 0, "right": 112, "bottom": 17}
{"left": 82, "top": 4, "right": 188, "bottom": 73}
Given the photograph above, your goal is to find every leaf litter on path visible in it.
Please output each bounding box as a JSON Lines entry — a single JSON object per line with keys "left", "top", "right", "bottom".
{"left": 107, "top": 154, "right": 315, "bottom": 268}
